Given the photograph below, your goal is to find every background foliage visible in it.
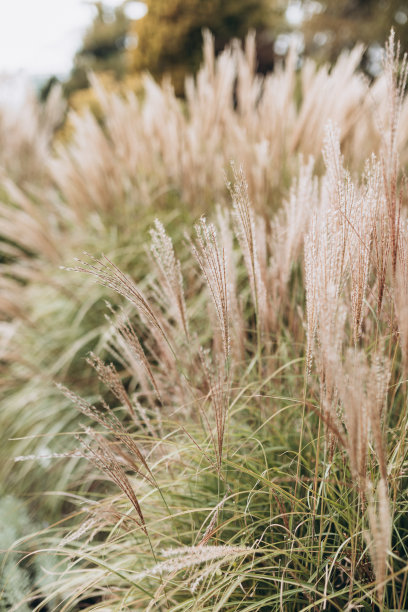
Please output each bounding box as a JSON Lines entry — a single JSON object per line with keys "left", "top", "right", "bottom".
{"left": 60, "top": 0, "right": 408, "bottom": 102}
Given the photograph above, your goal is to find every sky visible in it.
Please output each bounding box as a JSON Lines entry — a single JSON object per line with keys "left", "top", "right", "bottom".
{"left": 0, "top": 0, "right": 146, "bottom": 77}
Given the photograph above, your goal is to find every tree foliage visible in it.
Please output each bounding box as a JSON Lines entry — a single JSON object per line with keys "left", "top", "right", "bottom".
{"left": 302, "top": 0, "right": 408, "bottom": 70}
{"left": 62, "top": 0, "right": 408, "bottom": 102}
{"left": 65, "top": 2, "right": 130, "bottom": 96}
{"left": 128, "top": 0, "right": 274, "bottom": 93}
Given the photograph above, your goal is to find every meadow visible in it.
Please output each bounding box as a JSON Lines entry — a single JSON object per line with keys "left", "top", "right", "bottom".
{"left": 1, "top": 29, "right": 408, "bottom": 610}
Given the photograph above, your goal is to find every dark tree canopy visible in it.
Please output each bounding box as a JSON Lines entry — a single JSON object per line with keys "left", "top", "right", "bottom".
{"left": 128, "top": 0, "right": 274, "bottom": 93}
{"left": 301, "top": 0, "right": 408, "bottom": 70}
{"left": 60, "top": 0, "right": 408, "bottom": 101}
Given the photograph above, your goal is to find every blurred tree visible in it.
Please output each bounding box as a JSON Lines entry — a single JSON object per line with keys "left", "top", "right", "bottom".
{"left": 301, "top": 0, "right": 408, "bottom": 72}
{"left": 64, "top": 2, "right": 130, "bottom": 96}
{"left": 63, "top": 0, "right": 408, "bottom": 103}
{"left": 128, "top": 0, "right": 278, "bottom": 93}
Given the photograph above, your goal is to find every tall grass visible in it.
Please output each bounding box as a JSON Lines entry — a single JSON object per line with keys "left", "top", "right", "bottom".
{"left": 1, "top": 30, "right": 408, "bottom": 610}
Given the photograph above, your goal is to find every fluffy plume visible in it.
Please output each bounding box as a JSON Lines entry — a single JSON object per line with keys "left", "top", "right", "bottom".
{"left": 133, "top": 544, "right": 253, "bottom": 583}
{"left": 191, "top": 217, "right": 230, "bottom": 363}
{"left": 150, "top": 219, "right": 189, "bottom": 340}
{"left": 67, "top": 254, "right": 168, "bottom": 342}
{"left": 365, "top": 479, "right": 392, "bottom": 605}
{"left": 229, "top": 162, "right": 267, "bottom": 337}
{"left": 58, "top": 384, "right": 154, "bottom": 486}
{"left": 78, "top": 427, "right": 147, "bottom": 533}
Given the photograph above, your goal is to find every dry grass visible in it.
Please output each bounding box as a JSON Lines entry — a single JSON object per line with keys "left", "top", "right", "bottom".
{"left": 1, "top": 29, "right": 408, "bottom": 611}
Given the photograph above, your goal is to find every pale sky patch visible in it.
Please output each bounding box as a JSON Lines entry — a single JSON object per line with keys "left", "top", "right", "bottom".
{"left": 0, "top": 0, "right": 144, "bottom": 77}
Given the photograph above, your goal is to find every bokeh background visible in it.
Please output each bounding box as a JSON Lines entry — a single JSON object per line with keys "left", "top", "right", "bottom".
{"left": 3, "top": 0, "right": 408, "bottom": 101}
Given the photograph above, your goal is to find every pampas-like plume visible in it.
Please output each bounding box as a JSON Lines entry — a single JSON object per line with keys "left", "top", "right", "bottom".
{"left": 367, "top": 349, "right": 391, "bottom": 481}
{"left": 270, "top": 157, "right": 317, "bottom": 298}
{"left": 58, "top": 384, "right": 154, "bottom": 486}
{"left": 304, "top": 124, "right": 350, "bottom": 373}
{"left": 191, "top": 217, "right": 230, "bottom": 363}
{"left": 381, "top": 30, "right": 407, "bottom": 277}
{"left": 365, "top": 478, "right": 392, "bottom": 605}
{"left": 133, "top": 544, "right": 253, "bottom": 583}
{"left": 372, "top": 192, "right": 391, "bottom": 315}
{"left": 370, "top": 32, "right": 406, "bottom": 313}
{"left": 305, "top": 123, "right": 379, "bottom": 369}
{"left": 150, "top": 219, "right": 189, "bottom": 340}
{"left": 349, "top": 156, "right": 378, "bottom": 342}
{"left": 216, "top": 207, "right": 245, "bottom": 360}
{"left": 87, "top": 352, "right": 138, "bottom": 422}
{"left": 334, "top": 347, "right": 390, "bottom": 491}
{"left": 394, "top": 220, "right": 408, "bottom": 370}
{"left": 304, "top": 209, "right": 348, "bottom": 379}
{"left": 229, "top": 163, "right": 267, "bottom": 338}
{"left": 87, "top": 350, "right": 157, "bottom": 437}
{"left": 14, "top": 450, "right": 81, "bottom": 463}
{"left": 304, "top": 214, "right": 319, "bottom": 374}
{"left": 106, "top": 307, "right": 163, "bottom": 404}
{"left": 337, "top": 349, "right": 370, "bottom": 490}
{"left": 79, "top": 427, "right": 147, "bottom": 533}
{"left": 44, "top": 32, "right": 394, "bottom": 222}
{"left": 197, "top": 490, "right": 229, "bottom": 546}
{"left": 66, "top": 254, "right": 167, "bottom": 342}
{"left": 197, "top": 347, "right": 229, "bottom": 472}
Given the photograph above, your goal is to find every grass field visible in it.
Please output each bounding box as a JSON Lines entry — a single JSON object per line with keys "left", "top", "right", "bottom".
{"left": 1, "top": 30, "right": 408, "bottom": 611}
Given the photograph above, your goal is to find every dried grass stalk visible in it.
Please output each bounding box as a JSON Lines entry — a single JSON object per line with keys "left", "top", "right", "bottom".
{"left": 229, "top": 163, "right": 267, "bottom": 337}
{"left": 58, "top": 384, "right": 154, "bottom": 486}
{"left": 365, "top": 479, "right": 392, "bottom": 605}
{"left": 79, "top": 427, "right": 147, "bottom": 533}
{"left": 191, "top": 217, "right": 230, "bottom": 363}
{"left": 66, "top": 254, "right": 167, "bottom": 342}
{"left": 150, "top": 219, "right": 189, "bottom": 340}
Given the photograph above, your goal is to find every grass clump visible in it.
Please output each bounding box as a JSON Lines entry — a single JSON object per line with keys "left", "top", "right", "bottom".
{"left": 2, "top": 29, "right": 408, "bottom": 611}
